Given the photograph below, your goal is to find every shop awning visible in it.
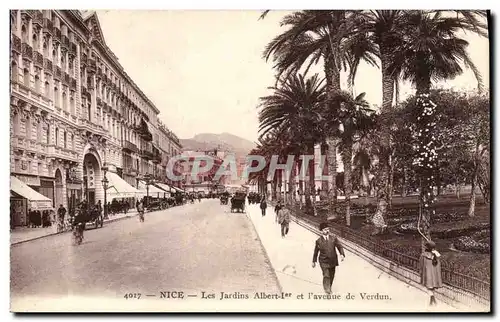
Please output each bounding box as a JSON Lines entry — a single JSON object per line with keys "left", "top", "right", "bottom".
{"left": 137, "top": 180, "right": 168, "bottom": 197}
{"left": 10, "top": 176, "right": 53, "bottom": 210}
{"left": 106, "top": 172, "right": 139, "bottom": 200}
{"left": 155, "top": 183, "right": 174, "bottom": 196}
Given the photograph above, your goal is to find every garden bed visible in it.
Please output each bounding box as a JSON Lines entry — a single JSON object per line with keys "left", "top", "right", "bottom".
{"left": 292, "top": 194, "right": 491, "bottom": 282}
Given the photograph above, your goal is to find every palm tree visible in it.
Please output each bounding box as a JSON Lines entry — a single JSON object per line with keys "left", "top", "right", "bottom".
{"left": 323, "top": 91, "right": 375, "bottom": 225}
{"left": 258, "top": 73, "right": 326, "bottom": 215}
{"left": 262, "top": 10, "right": 378, "bottom": 212}
{"left": 388, "top": 11, "right": 486, "bottom": 243}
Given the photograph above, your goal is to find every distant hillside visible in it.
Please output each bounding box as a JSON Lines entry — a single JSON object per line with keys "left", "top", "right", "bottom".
{"left": 180, "top": 133, "right": 256, "bottom": 157}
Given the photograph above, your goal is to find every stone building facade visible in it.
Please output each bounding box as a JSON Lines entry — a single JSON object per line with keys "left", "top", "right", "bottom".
{"left": 10, "top": 10, "right": 182, "bottom": 224}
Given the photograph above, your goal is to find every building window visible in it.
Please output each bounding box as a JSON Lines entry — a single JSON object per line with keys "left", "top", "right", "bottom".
{"left": 25, "top": 116, "right": 31, "bottom": 140}
{"left": 23, "top": 68, "right": 30, "bottom": 87}
{"left": 35, "top": 74, "right": 40, "bottom": 93}
{"left": 33, "top": 34, "right": 38, "bottom": 51}
{"left": 69, "top": 58, "right": 73, "bottom": 75}
{"left": 43, "top": 39, "right": 48, "bottom": 56}
{"left": 11, "top": 61, "right": 18, "bottom": 82}
{"left": 44, "top": 80, "right": 50, "bottom": 97}
{"left": 54, "top": 86, "right": 59, "bottom": 107}
{"left": 70, "top": 92, "right": 75, "bottom": 114}
{"left": 62, "top": 90, "right": 67, "bottom": 110}
{"left": 13, "top": 112, "right": 20, "bottom": 136}
{"left": 21, "top": 25, "right": 27, "bottom": 43}
{"left": 46, "top": 125, "right": 50, "bottom": 144}
{"left": 71, "top": 134, "right": 74, "bottom": 150}
{"left": 64, "top": 131, "right": 67, "bottom": 148}
{"left": 55, "top": 128, "right": 59, "bottom": 146}
{"left": 61, "top": 54, "right": 66, "bottom": 70}
{"left": 52, "top": 49, "right": 57, "bottom": 63}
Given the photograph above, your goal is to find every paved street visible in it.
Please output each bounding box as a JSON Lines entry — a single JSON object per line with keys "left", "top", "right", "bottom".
{"left": 11, "top": 200, "right": 280, "bottom": 312}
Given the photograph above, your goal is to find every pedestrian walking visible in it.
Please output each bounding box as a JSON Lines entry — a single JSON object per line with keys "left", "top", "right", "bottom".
{"left": 277, "top": 206, "right": 291, "bottom": 238}
{"left": 260, "top": 196, "right": 267, "bottom": 217}
{"left": 312, "top": 222, "right": 345, "bottom": 294}
{"left": 275, "top": 200, "right": 283, "bottom": 223}
{"left": 57, "top": 204, "right": 66, "bottom": 232}
{"left": 420, "top": 240, "right": 443, "bottom": 306}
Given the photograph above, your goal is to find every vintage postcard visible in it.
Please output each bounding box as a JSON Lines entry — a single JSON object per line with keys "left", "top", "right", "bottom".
{"left": 9, "top": 9, "right": 490, "bottom": 312}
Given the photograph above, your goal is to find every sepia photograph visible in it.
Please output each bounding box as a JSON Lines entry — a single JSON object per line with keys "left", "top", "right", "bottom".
{"left": 8, "top": 8, "right": 491, "bottom": 313}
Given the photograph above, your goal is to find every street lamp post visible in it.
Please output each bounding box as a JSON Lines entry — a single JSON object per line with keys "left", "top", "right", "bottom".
{"left": 144, "top": 173, "right": 154, "bottom": 208}
{"left": 101, "top": 165, "right": 109, "bottom": 219}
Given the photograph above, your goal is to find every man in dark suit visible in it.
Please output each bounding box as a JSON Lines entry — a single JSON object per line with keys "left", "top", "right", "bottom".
{"left": 312, "top": 222, "right": 345, "bottom": 294}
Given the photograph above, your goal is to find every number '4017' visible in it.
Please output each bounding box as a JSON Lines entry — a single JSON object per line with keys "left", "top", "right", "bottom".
{"left": 124, "top": 293, "right": 141, "bottom": 299}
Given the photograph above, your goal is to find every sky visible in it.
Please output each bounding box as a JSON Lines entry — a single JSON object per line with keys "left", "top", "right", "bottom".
{"left": 96, "top": 10, "right": 490, "bottom": 142}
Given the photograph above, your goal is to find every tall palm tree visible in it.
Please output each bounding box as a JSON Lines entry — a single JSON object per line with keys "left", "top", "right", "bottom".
{"left": 388, "top": 11, "right": 486, "bottom": 243}
{"left": 262, "top": 10, "right": 378, "bottom": 212}
{"left": 258, "top": 73, "right": 326, "bottom": 215}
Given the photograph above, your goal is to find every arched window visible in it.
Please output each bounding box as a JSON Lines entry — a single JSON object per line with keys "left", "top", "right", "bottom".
{"left": 54, "top": 86, "right": 59, "bottom": 107}
{"left": 23, "top": 68, "right": 30, "bottom": 87}
{"left": 61, "top": 54, "right": 66, "bottom": 69}
{"left": 35, "top": 74, "right": 40, "bottom": 93}
{"left": 44, "top": 81, "right": 50, "bottom": 97}
{"left": 55, "top": 128, "right": 59, "bottom": 146}
{"left": 21, "top": 25, "right": 27, "bottom": 43}
{"left": 33, "top": 34, "right": 38, "bottom": 51}
{"left": 52, "top": 49, "right": 57, "bottom": 62}
{"left": 11, "top": 61, "right": 18, "bottom": 82}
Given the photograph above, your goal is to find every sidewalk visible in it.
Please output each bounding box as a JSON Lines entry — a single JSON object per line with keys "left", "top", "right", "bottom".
{"left": 10, "top": 211, "right": 139, "bottom": 245}
{"left": 247, "top": 203, "right": 462, "bottom": 312}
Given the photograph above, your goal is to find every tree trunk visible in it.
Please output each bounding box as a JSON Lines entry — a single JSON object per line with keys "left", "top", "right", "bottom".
{"left": 327, "top": 138, "right": 338, "bottom": 215}
{"left": 320, "top": 142, "right": 329, "bottom": 200}
{"left": 402, "top": 166, "right": 407, "bottom": 197}
{"left": 271, "top": 176, "right": 277, "bottom": 201}
{"left": 455, "top": 183, "right": 461, "bottom": 199}
{"left": 343, "top": 138, "right": 353, "bottom": 226}
{"left": 304, "top": 145, "right": 315, "bottom": 216}
{"left": 289, "top": 160, "right": 296, "bottom": 205}
{"left": 468, "top": 140, "right": 481, "bottom": 217}
{"left": 298, "top": 159, "right": 304, "bottom": 208}
{"left": 388, "top": 154, "right": 395, "bottom": 208}
{"left": 373, "top": 49, "right": 394, "bottom": 229}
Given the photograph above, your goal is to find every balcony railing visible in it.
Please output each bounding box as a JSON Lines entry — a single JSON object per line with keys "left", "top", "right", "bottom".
{"left": 54, "top": 66, "right": 61, "bottom": 80}
{"left": 81, "top": 53, "right": 88, "bottom": 66}
{"left": 34, "top": 51, "right": 43, "bottom": 67}
{"left": 12, "top": 35, "right": 21, "bottom": 53}
{"left": 44, "top": 58, "right": 53, "bottom": 73}
{"left": 122, "top": 140, "right": 138, "bottom": 153}
{"left": 21, "top": 43, "right": 33, "bottom": 61}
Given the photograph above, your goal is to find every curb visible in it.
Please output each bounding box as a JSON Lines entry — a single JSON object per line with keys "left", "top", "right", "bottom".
{"left": 11, "top": 212, "right": 139, "bottom": 246}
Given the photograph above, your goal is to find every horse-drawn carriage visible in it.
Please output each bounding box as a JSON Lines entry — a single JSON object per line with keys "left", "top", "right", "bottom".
{"left": 230, "top": 192, "right": 246, "bottom": 213}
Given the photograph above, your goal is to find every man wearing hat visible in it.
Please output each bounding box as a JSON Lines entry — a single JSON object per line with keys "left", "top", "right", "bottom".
{"left": 312, "top": 222, "right": 345, "bottom": 294}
